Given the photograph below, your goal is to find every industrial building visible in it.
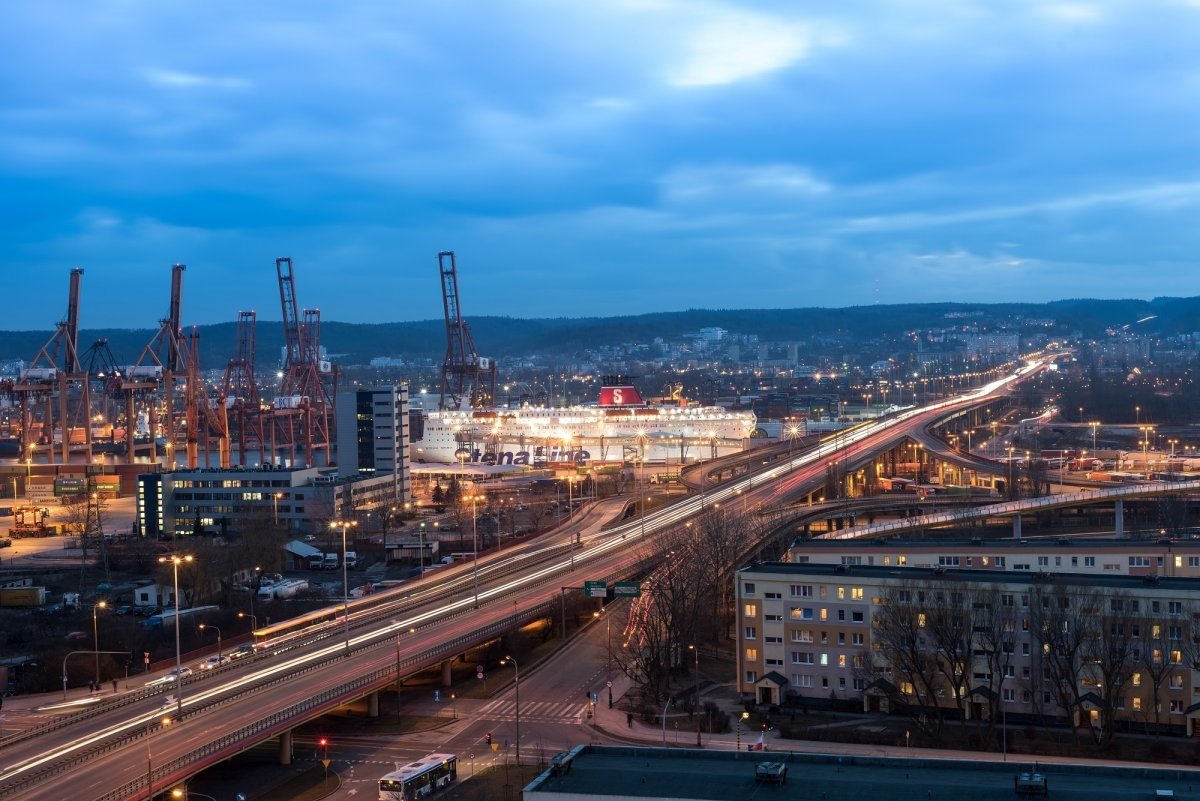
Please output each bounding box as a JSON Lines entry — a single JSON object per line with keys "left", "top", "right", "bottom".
{"left": 736, "top": 562, "right": 1200, "bottom": 734}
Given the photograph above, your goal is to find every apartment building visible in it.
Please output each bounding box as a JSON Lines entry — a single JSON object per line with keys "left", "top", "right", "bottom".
{"left": 736, "top": 562, "right": 1200, "bottom": 734}
{"left": 787, "top": 537, "right": 1200, "bottom": 578}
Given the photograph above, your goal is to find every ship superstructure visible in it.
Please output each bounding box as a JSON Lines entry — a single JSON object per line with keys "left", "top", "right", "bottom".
{"left": 414, "top": 378, "right": 755, "bottom": 466}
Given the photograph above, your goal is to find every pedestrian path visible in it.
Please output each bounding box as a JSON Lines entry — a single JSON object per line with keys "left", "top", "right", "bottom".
{"left": 475, "top": 697, "right": 590, "bottom": 725}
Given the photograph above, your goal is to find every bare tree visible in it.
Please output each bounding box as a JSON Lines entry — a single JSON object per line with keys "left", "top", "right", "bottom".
{"left": 1030, "top": 582, "right": 1107, "bottom": 744}
{"left": 1137, "top": 599, "right": 1194, "bottom": 734}
{"left": 969, "top": 585, "right": 1018, "bottom": 745}
{"left": 1086, "top": 592, "right": 1140, "bottom": 744}
{"left": 871, "top": 581, "right": 947, "bottom": 736}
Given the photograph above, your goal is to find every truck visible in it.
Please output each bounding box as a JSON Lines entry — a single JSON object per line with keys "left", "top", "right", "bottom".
{"left": 344, "top": 551, "right": 358, "bottom": 568}
{"left": 257, "top": 579, "right": 308, "bottom": 600}
{"left": 308, "top": 553, "right": 325, "bottom": 570}
{"left": 323, "top": 553, "right": 338, "bottom": 570}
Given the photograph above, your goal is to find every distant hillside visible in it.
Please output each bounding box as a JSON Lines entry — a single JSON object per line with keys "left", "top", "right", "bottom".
{"left": 0, "top": 296, "right": 1195, "bottom": 368}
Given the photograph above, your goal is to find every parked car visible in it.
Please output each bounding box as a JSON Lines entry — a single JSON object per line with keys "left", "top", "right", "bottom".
{"left": 198, "top": 654, "right": 231, "bottom": 670}
{"left": 115, "top": 605, "right": 133, "bottom": 616}
{"left": 0, "top": 537, "right": 12, "bottom": 548}
{"left": 64, "top": 631, "right": 88, "bottom": 642}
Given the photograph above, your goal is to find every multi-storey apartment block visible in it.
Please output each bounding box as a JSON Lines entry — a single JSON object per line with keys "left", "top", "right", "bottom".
{"left": 737, "top": 562, "right": 1200, "bottom": 735}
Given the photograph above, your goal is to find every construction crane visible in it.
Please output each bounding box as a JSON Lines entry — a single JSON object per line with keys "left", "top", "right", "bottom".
{"left": 270, "top": 258, "right": 335, "bottom": 467}
{"left": 219, "top": 311, "right": 266, "bottom": 466}
{"left": 438, "top": 251, "right": 496, "bottom": 410}
{"left": 13, "top": 268, "right": 92, "bottom": 463}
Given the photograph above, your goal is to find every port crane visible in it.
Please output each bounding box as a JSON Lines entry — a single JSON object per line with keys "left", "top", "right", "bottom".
{"left": 438, "top": 251, "right": 496, "bottom": 410}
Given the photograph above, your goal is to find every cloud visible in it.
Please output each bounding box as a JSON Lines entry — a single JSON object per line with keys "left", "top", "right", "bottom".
{"left": 143, "top": 68, "right": 250, "bottom": 90}
{"left": 659, "top": 163, "right": 831, "bottom": 205}
{"left": 667, "top": 7, "right": 834, "bottom": 87}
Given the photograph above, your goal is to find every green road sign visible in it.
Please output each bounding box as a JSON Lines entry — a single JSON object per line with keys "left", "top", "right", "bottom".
{"left": 584, "top": 580, "right": 607, "bottom": 598}
{"left": 613, "top": 582, "right": 641, "bottom": 597}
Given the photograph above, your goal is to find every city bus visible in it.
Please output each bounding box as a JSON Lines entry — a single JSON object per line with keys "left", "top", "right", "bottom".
{"left": 379, "top": 753, "right": 457, "bottom": 800}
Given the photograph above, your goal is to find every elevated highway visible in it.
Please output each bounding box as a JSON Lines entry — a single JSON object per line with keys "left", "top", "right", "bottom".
{"left": 818, "top": 480, "right": 1200, "bottom": 541}
{"left": 0, "top": 361, "right": 1050, "bottom": 800}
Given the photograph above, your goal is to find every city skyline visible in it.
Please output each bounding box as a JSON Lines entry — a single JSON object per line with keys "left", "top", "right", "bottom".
{"left": 4, "top": 2, "right": 1200, "bottom": 327}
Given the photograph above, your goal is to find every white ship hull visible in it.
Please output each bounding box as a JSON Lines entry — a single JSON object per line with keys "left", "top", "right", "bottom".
{"left": 415, "top": 404, "right": 756, "bottom": 466}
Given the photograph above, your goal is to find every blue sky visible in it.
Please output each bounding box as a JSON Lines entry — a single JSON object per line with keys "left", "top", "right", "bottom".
{"left": 2, "top": 1, "right": 1199, "bottom": 328}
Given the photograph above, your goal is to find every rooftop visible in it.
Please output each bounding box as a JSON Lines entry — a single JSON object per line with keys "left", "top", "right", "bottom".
{"left": 523, "top": 746, "right": 1200, "bottom": 801}
{"left": 789, "top": 537, "right": 1200, "bottom": 551}
{"left": 740, "top": 561, "right": 1200, "bottom": 591}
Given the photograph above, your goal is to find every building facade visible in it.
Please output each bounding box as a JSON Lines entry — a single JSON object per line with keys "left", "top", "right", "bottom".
{"left": 736, "top": 562, "right": 1200, "bottom": 734}
{"left": 136, "top": 465, "right": 402, "bottom": 537}
{"left": 787, "top": 537, "right": 1200, "bottom": 579}
{"left": 335, "top": 384, "right": 411, "bottom": 504}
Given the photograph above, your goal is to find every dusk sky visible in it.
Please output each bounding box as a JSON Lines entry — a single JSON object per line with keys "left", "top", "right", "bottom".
{"left": 3, "top": 1, "right": 1199, "bottom": 329}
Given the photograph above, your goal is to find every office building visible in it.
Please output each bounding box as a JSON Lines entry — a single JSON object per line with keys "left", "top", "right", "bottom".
{"left": 335, "top": 383, "right": 411, "bottom": 505}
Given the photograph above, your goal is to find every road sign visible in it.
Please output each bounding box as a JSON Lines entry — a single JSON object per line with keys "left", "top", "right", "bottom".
{"left": 434, "top": 690, "right": 441, "bottom": 702}
{"left": 613, "top": 582, "right": 641, "bottom": 597}
{"left": 606, "top": 680, "right": 612, "bottom": 688}
{"left": 584, "top": 580, "right": 607, "bottom": 598}
{"left": 491, "top": 742, "right": 499, "bottom": 752}
{"left": 236, "top": 794, "right": 246, "bottom": 801}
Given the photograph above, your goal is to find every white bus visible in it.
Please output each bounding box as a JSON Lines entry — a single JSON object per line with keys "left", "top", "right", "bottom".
{"left": 379, "top": 754, "right": 457, "bottom": 800}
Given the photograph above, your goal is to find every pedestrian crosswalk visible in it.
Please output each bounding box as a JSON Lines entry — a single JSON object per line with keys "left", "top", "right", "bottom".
{"left": 475, "top": 697, "right": 590, "bottom": 724}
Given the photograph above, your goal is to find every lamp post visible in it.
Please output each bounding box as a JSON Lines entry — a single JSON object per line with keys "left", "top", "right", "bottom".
{"left": 272, "top": 493, "right": 282, "bottom": 527}
{"left": 146, "top": 716, "right": 171, "bottom": 801}
{"left": 1091, "top": 421, "right": 1099, "bottom": 453}
{"left": 689, "top": 644, "right": 701, "bottom": 746}
{"left": 237, "top": 611, "right": 258, "bottom": 646}
{"left": 736, "top": 710, "right": 749, "bottom": 751}
{"left": 158, "top": 554, "right": 192, "bottom": 717}
{"left": 248, "top": 565, "right": 261, "bottom": 633}
{"left": 92, "top": 600, "right": 108, "bottom": 686}
{"left": 501, "top": 656, "right": 521, "bottom": 766}
{"left": 470, "top": 493, "right": 481, "bottom": 608}
{"left": 595, "top": 609, "right": 613, "bottom": 708}
{"left": 198, "top": 623, "right": 221, "bottom": 661}
{"left": 329, "top": 520, "right": 357, "bottom": 654}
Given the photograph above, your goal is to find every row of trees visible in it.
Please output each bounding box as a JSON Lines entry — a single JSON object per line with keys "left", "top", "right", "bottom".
{"left": 868, "top": 578, "right": 1197, "bottom": 745}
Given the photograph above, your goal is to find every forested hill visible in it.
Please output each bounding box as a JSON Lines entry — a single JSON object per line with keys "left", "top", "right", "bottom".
{"left": 0, "top": 296, "right": 1196, "bottom": 367}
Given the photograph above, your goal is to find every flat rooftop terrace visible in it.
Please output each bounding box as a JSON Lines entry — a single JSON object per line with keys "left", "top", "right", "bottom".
{"left": 524, "top": 746, "right": 1200, "bottom": 801}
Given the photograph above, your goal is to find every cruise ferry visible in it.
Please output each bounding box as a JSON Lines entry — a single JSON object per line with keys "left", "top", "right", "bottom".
{"left": 414, "top": 378, "right": 755, "bottom": 467}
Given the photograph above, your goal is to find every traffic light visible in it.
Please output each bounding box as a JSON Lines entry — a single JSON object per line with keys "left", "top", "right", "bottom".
{"left": 484, "top": 732, "right": 492, "bottom": 745}
{"left": 319, "top": 737, "right": 328, "bottom": 747}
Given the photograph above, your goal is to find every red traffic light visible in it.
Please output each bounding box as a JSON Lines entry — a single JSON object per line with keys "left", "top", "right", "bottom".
{"left": 319, "top": 737, "right": 328, "bottom": 747}
{"left": 484, "top": 732, "right": 492, "bottom": 744}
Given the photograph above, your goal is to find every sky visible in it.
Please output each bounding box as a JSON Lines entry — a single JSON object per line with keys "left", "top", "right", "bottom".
{"left": 2, "top": 1, "right": 1200, "bottom": 329}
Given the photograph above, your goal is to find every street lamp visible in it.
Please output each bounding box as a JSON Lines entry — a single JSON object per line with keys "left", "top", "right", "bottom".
{"left": 595, "top": 609, "right": 613, "bottom": 708}
{"left": 736, "top": 710, "right": 749, "bottom": 751}
{"left": 92, "top": 600, "right": 108, "bottom": 686}
{"left": 329, "top": 520, "right": 358, "bottom": 654}
{"left": 501, "top": 656, "right": 521, "bottom": 766}
{"left": 272, "top": 492, "right": 282, "bottom": 527}
{"left": 237, "top": 611, "right": 258, "bottom": 647}
{"left": 689, "top": 644, "right": 701, "bottom": 746}
{"left": 469, "top": 493, "right": 482, "bottom": 608}
{"left": 198, "top": 623, "right": 222, "bottom": 661}
{"left": 146, "top": 716, "right": 171, "bottom": 801}
{"left": 158, "top": 554, "right": 193, "bottom": 717}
